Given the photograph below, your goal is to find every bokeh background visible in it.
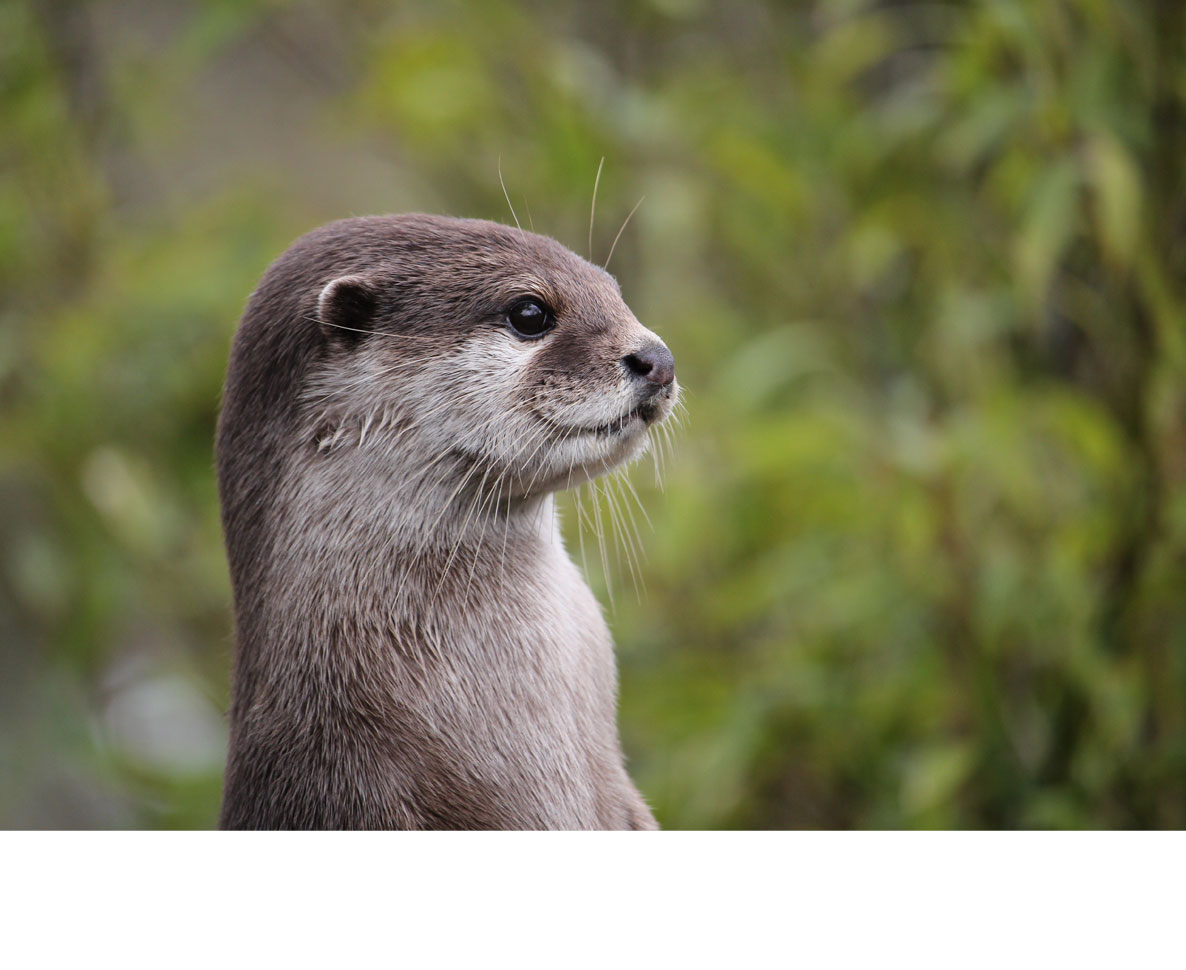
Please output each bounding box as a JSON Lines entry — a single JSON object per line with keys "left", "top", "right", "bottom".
{"left": 3, "top": 0, "right": 1185, "bottom": 829}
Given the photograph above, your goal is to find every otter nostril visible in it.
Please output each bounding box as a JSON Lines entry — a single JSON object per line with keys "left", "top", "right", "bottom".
{"left": 622, "top": 353, "right": 651, "bottom": 377}
{"left": 622, "top": 343, "right": 675, "bottom": 387}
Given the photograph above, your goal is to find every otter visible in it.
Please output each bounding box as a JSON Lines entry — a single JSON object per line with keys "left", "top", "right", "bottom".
{"left": 216, "top": 213, "right": 678, "bottom": 829}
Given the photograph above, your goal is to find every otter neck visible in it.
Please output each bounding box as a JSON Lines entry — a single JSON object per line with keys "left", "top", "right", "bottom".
{"left": 254, "top": 447, "right": 563, "bottom": 649}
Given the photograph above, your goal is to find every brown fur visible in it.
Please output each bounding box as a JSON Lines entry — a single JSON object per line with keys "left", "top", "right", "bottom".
{"left": 216, "top": 214, "right": 677, "bottom": 829}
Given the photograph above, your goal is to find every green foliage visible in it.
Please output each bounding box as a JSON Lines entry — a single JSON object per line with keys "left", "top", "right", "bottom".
{"left": 3, "top": 0, "right": 1184, "bottom": 828}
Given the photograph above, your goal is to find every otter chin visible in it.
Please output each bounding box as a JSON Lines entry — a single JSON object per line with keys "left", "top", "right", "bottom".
{"left": 216, "top": 213, "right": 677, "bottom": 830}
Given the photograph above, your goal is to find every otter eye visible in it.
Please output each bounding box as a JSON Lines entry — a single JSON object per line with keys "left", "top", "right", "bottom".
{"left": 506, "top": 299, "right": 554, "bottom": 339}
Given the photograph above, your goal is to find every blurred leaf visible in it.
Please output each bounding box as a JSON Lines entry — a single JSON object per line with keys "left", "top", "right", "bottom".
{"left": 1085, "top": 132, "right": 1142, "bottom": 269}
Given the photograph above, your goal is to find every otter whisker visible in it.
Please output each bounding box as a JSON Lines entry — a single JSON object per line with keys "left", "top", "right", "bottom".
{"left": 497, "top": 470, "right": 512, "bottom": 583}
{"left": 407, "top": 412, "right": 501, "bottom": 490}
{"left": 573, "top": 480, "right": 590, "bottom": 583}
{"left": 498, "top": 155, "right": 523, "bottom": 234}
{"left": 462, "top": 416, "right": 552, "bottom": 600}
{"left": 306, "top": 315, "right": 442, "bottom": 341}
{"left": 603, "top": 472, "right": 642, "bottom": 603}
{"left": 518, "top": 419, "right": 569, "bottom": 497}
{"left": 431, "top": 461, "right": 495, "bottom": 606}
{"left": 551, "top": 422, "right": 591, "bottom": 581}
{"left": 621, "top": 471, "right": 649, "bottom": 600}
{"left": 616, "top": 465, "right": 654, "bottom": 535}
{"left": 589, "top": 155, "right": 605, "bottom": 262}
{"left": 406, "top": 430, "right": 498, "bottom": 571}
{"left": 614, "top": 473, "right": 647, "bottom": 600}
{"left": 461, "top": 464, "right": 507, "bottom": 609}
{"left": 520, "top": 416, "right": 559, "bottom": 490}
{"left": 604, "top": 196, "right": 644, "bottom": 272}
{"left": 589, "top": 477, "right": 613, "bottom": 609}
{"left": 617, "top": 471, "right": 651, "bottom": 600}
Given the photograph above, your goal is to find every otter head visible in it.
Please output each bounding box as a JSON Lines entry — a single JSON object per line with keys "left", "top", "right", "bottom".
{"left": 303, "top": 214, "right": 678, "bottom": 504}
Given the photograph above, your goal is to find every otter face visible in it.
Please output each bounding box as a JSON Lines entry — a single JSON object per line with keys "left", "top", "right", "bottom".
{"left": 304, "top": 215, "right": 678, "bottom": 502}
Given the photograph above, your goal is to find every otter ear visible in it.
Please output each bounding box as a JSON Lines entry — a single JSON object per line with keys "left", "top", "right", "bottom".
{"left": 317, "top": 275, "right": 377, "bottom": 346}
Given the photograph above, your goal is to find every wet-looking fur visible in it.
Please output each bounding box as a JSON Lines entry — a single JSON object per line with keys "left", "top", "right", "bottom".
{"left": 217, "top": 214, "right": 678, "bottom": 829}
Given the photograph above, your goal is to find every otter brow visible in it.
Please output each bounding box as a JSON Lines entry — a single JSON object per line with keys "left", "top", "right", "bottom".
{"left": 493, "top": 277, "right": 563, "bottom": 309}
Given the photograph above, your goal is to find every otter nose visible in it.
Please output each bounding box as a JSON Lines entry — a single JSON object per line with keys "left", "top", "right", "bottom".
{"left": 622, "top": 342, "right": 675, "bottom": 387}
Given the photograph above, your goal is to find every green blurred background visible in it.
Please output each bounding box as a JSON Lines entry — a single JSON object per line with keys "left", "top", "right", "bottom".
{"left": 3, "top": 0, "right": 1185, "bottom": 829}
